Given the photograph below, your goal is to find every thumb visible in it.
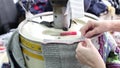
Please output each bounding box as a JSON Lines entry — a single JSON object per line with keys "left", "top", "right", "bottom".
{"left": 84, "top": 39, "right": 94, "bottom": 48}
{"left": 76, "top": 42, "right": 88, "bottom": 51}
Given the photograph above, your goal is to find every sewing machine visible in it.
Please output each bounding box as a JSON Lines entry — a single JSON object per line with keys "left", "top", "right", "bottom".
{"left": 15, "top": 1, "right": 102, "bottom": 68}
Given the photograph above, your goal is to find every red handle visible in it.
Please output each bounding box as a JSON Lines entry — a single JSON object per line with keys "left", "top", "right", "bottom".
{"left": 60, "top": 31, "right": 77, "bottom": 36}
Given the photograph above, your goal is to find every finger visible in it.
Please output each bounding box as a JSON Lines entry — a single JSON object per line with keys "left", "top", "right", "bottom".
{"left": 80, "top": 20, "right": 93, "bottom": 36}
{"left": 76, "top": 42, "right": 82, "bottom": 52}
{"left": 76, "top": 42, "right": 86, "bottom": 50}
{"left": 75, "top": 54, "right": 82, "bottom": 64}
{"left": 80, "top": 27, "right": 87, "bottom": 36}
{"left": 84, "top": 39, "right": 93, "bottom": 47}
{"left": 81, "top": 41, "right": 87, "bottom": 47}
{"left": 75, "top": 54, "right": 79, "bottom": 60}
{"left": 85, "top": 28, "right": 100, "bottom": 38}
{"left": 76, "top": 54, "right": 88, "bottom": 65}
{"left": 75, "top": 54, "right": 84, "bottom": 63}
{"left": 76, "top": 42, "right": 88, "bottom": 53}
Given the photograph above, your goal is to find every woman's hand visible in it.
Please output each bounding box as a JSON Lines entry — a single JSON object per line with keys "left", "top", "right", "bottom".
{"left": 76, "top": 39, "right": 106, "bottom": 68}
{"left": 80, "top": 20, "right": 111, "bottom": 38}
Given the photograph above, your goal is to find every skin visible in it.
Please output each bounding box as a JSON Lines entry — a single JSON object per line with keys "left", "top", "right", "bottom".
{"left": 76, "top": 20, "right": 120, "bottom": 68}
{"left": 76, "top": 39, "right": 106, "bottom": 68}
{"left": 80, "top": 20, "right": 120, "bottom": 38}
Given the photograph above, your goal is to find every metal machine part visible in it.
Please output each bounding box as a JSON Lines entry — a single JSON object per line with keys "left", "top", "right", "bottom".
{"left": 19, "top": 0, "right": 84, "bottom": 31}
{"left": 49, "top": 0, "right": 70, "bottom": 30}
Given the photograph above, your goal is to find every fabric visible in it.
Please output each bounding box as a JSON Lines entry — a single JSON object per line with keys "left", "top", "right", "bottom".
{"left": 5, "top": 28, "right": 90, "bottom": 68}
{"left": 6, "top": 30, "right": 89, "bottom": 68}
{"left": 84, "top": 0, "right": 91, "bottom": 11}
{"left": 86, "top": 0, "right": 107, "bottom": 16}
{"left": 91, "top": 32, "right": 112, "bottom": 62}
{"left": 5, "top": 29, "right": 120, "bottom": 68}
{"left": 6, "top": 30, "right": 26, "bottom": 68}
{"left": 20, "top": 0, "right": 52, "bottom": 14}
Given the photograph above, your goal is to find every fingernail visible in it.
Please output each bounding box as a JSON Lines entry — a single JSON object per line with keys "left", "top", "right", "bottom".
{"left": 81, "top": 41, "right": 87, "bottom": 47}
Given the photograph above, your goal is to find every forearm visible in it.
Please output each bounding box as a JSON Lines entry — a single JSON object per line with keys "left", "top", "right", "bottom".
{"left": 91, "top": 55, "right": 106, "bottom": 68}
{"left": 93, "top": 59, "right": 106, "bottom": 68}
{"left": 108, "top": 20, "right": 120, "bottom": 32}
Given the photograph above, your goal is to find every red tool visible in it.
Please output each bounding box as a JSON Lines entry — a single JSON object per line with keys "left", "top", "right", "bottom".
{"left": 60, "top": 31, "right": 77, "bottom": 36}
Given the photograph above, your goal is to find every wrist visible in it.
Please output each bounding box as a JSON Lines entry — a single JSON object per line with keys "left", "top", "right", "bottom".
{"left": 93, "top": 61, "right": 106, "bottom": 68}
{"left": 100, "top": 20, "right": 112, "bottom": 32}
{"left": 91, "top": 56, "right": 106, "bottom": 68}
{"left": 108, "top": 20, "right": 120, "bottom": 32}
{"left": 105, "top": 20, "right": 113, "bottom": 32}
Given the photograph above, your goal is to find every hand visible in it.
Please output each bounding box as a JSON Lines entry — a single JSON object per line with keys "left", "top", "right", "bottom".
{"left": 80, "top": 20, "right": 111, "bottom": 38}
{"left": 76, "top": 39, "right": 106, "bottom": 68}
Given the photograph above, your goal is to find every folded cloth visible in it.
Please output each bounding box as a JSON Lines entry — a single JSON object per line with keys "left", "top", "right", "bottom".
{"left": 87, "top": 2, "right": 107, "bottom": 16}
{"left": 6, "top": 30, "right": 26, "bottom": 68}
